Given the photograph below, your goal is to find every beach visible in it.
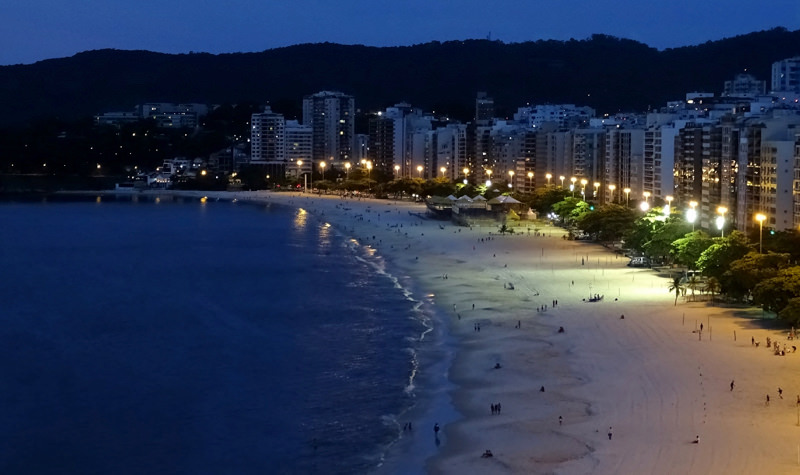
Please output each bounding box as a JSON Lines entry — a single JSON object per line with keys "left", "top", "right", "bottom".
{"left": 130, "top": 190, "right": 800, "bottom": 473}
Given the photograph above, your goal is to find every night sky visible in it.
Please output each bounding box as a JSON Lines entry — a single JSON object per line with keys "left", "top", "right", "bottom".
{"left": 2, "top": 0, "right": 799, "bottom": 66}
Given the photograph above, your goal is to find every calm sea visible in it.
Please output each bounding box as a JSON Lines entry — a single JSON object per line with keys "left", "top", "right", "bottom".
{"left": 0, "top": 194, "right": 432, "bottom": 474}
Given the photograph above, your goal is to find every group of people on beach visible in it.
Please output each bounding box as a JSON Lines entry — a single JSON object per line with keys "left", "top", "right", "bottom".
{"left": 490, "top": 403, "right": 502, "bottom": 415}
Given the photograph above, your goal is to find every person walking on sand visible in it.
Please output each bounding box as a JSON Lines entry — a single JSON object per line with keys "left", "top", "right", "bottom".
{"left": 766, "top": 394, "right": 770, "bottom": 406}
{"left": 608, "top": 427, "right": 613, "bottom": 440}
{"left": 559, "top": 416, "right": 563, "bottom": 426}
{"left": 730, "top": 380, "right": 735, "bottom": 391}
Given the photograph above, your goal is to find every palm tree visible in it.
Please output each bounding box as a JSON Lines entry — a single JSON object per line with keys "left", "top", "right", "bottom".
{"left": 687, "top": 275, "right": 701, "bottom": 301}
{"left": 704, "top": 277, "right": 721, "bottom": 304}
{"left": 668, "top": 275, "right": 685, "bottom": 306}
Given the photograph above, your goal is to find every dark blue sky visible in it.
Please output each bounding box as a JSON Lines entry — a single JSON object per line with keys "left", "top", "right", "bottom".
{"left": 3, "top": 0, "right": 799, "bottom": 65}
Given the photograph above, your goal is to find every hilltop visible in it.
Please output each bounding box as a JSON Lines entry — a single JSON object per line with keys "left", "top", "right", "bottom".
{"left": 1, "top": 28, "right": 799, "bottom": 126}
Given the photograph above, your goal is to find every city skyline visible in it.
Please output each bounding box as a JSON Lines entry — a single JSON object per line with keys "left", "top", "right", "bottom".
{"left": 2, "top": 0, "right": 799, "bottom": 66}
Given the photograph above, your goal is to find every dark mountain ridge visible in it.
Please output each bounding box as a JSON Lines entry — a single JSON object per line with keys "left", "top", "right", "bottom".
{"left": 1, "top": 28, "right": 799, "bottom": 127}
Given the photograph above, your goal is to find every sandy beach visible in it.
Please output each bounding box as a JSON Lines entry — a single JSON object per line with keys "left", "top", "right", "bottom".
{"left": 121, "top": 190, "right": 800, "bottom": 473}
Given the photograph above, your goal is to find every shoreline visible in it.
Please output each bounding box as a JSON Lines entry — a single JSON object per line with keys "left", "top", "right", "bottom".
{"left": 70, "top": 189, "right": 800, "bottom": 473}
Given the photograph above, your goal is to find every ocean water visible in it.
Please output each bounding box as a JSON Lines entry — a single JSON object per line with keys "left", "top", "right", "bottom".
{"left": 0, "top": 194, "right": 432, "bottom": 474}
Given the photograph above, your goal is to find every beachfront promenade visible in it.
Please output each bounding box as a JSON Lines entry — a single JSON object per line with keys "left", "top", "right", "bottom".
{"left": 167, "top": 190, "right": 800, "bottom": 473}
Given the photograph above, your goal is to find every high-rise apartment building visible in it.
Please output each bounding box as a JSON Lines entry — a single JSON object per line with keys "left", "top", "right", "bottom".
{"left": 302, "top": 91, "right": 355, "bottom": 166}
{"left": 772, "top": 56, "right": 800, "bottom": 93}
{"left": 250, "top": 106, "right": 285, "bottom": 164}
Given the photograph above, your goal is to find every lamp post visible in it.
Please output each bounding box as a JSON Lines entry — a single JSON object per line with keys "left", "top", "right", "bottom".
{"left": 688, "top": 201, "right": 698, "bottom": 231}
{"left": 319, "top": 161, "right": 326, "bottom": 181}
{"left": 527, "top": 171, "right": 534, "bottom": 192}
{"left": 366, "top": 161, "right": 373, "bottom": 180}
{"left": 717, "top": 206, "right": 728, "bottom": 237}
{"left": 643, "top": 191, "right": 651, "bottom": 204}
{"left": 394, "top": 164, "right": 400, "bottom": 178}
{"left": 463, "top": 167, "right": 469, "bottom": 185}
{"left": 345, "top": 162, "right": 351, "bottom": 180}
{"left": 569, "top": 177, "right": 577, "bottom": 197}
{"left": 485, "top": 169, "right": 493, "bottom": 187}
{"left": 664, "top": 195, "right": 673, "bottom": 217}
{"left": 417, "top": 165, "right": 423, "bottom": 178}
{"left": 559, "top": 175, "right": 565, "bottom": 188}
{"left": 623, "top": 187, "right": 631, "bottom": 206}
{"left": 580, "top": 179, "right": 588, "bottom": 201}
{"left": 546, "top": 173, "right": 552, "bottom": 186}
{"left": 608, "top": 184, "right": 616, "bottom": 203}
{"left": 755, "top": 213, "right": 766, "bottom": 253}
{"left": 508, "top": 170, "right": 515, "bottom": 188}
{"left": 593, "top": 181, "right": 600, "bottom": 197}
{"left": 440, "top": 166, "right": 447, "bottom": 179}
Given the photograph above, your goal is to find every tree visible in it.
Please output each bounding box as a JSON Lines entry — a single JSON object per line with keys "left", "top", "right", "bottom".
{"left": 704, "top": 277, "right": 721, "bottom": 304}
{"left": 723, "top": 252, "right": 791, "bottom": 300}
{"left": 578, "top": 204, "right": 637, "bottom": 243}
{"left": 670, "top": 231, "right": 714, "bottom": 269}
{"left": 643, "top": 217, "right": 693, "bottom": 265}
{"left": 686, "top": 274, "right": 702, "bottom": 300}
{"left": 668, "top": 275, "right": 685, "bottom": 306}
{"left": 696, "top": 231, "right": 753, "bottom": 283}
{"left": 778, "top": 297, "right": 800, "bottom": 327}
{"left": 753, "top": 266, "right": 800, "bottom": 315}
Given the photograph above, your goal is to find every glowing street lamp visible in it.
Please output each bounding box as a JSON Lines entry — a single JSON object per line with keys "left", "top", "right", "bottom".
{"left": 664, "top": 195, "right": 673, "bottom": 217}
{"left": 508, "top": 170, "right": 515, "bottom": 188}
{"left": 559, "top": 175, "right": 565, "bottom": 188}
{"left": 755, "top": 213, "right": 766, "bottom": 253}
{"left": 717, "top": 206, "right": 728, "bottom": 237}
{"left": 463, "top": 167, "right": 470, "bottom": 185}
{"left": 570, "top": 177, "right": 577, "bottom": 197}
{"left": 417, "top": 165, "right": 423, "bottom": 178}
{"left": 394, "top": 164, "right": 400, "bottom": 178}
{"left": 687, "top": 200, "right": 698, "bottom": 231}
{"left": 485, "top": 169, "right": 493, "bottom": 187}
{"left": 580, "top": 179, "right": 588, "bottom": 200}
{"left": 608, "top": 184, "right": 616, "bottom": 202}
{"left": 546, "top": 173, "right": 552, "bottom": 186}
{"left": 593, "top": 181, "right": 600, "bottom": 197}
{"left": 319, "top": 161, "right": 326, "bottom": 180}
{"left": 440, "top": 166, "right": 447, "bottom": 178}
{"left": 623, "top": 187, "right": 631, "bottom": 206}
{"left": 643, "top": 191, "right": 651, "bottom": 204}
{"left": 527, "top": 171, "right": 534, "bottom": 191}
{"left": 345, "top": 162, "right": 351, "bottom": 180}
{"left": 366, "top": 161, "right": 373, "bottom": 180}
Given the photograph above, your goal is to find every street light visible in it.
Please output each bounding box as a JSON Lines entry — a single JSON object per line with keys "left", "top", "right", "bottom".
{"left": 345, "top": 162, "right": 351, "bottom": 180}
{"left": 664, "top": 195, "right": 673, "bottom": 217}
{"left": 527, "top": 171, "right": 534, "bottom": 192}
{"left": 463, "top": 167, "right": 470, "bottom": 185}
{"left": 559, "top": 175, "right": 565, "bottom": 188}
{"left": 593, "top": 181, "right": 600, "bottom": 197}
{"left": 440, "top": 166, "right": 446, "bottom": 178}
{"left": 687, "top": 200, "right": 698, "bottom": 231}
{"left": 508, "top": 170, "right": 515, "bottom": 188}
{"left": 580, "top": 179, "right": 588, "bottom": 201}
{"left": 756, "top": 213, "right": 766, "bottom": 253}
{"left": 623, "top": 187, "right": 631, "bottom": 206}
{"left": 319, "top": 161, "right": 326, "bottom": 180}
{"left": 608, "top": 184, "right": 616, "bottom": 202}
{"left": 717, "top": 206, "right": 728, "bottom": 237}
{"left": 570, "top": 177, "right": 577, "bottom": 197}
{"left": 643, "top": 191, "right": 651, "bottom": 204}
{"left": 394, "top": 164, "right": 400, "bottom": 178}
{"left": 546, "top": 173, "right": 552, "bottom": 186}
{"left": 485, "top": 169, "right": 493, "bottom": 187}
{"left": 366, "top": 161, "right": 373, "bottom": 180}
{"left": 297, "top": 159, "right": 310, "bottom": 192}
{"left": 417, "top": 165, "right": 423, "bottom": 178}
